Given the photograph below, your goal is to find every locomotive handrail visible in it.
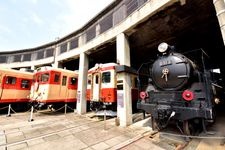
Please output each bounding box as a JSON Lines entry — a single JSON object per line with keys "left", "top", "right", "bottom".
{"left": 182, "top": 48, "right": 209, "bottom": 58}
{"left": 137, "top": 61, "right": 154, "bottom": 74}
{"left": 137, "top": 61, "right": 154, "bottom": 94}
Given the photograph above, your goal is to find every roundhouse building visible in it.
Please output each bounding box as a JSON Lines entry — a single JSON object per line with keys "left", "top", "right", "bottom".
{"left": 1, "top": 0, "right": 225, "bottom": 126}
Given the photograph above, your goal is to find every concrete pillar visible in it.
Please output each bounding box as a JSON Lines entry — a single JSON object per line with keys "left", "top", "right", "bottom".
{"left": 78, "top": 34, "right": 86, "bottom": 47}
{"left": 54, "top": 45, "right": 63, "bottom": 68}
{"left": 76, "top": 52, "right": 89, "bottom": 114}
{"left": 116, "top": 33, "right": 131, "bottom": 66}
{"left": 213, "top": 0, "right": 225, "bottom": 45}
{"left": 116, "top": 33, "right": 132, "bottom": 127}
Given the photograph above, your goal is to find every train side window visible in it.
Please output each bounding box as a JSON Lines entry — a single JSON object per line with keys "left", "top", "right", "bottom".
{"left": 102, "top": 72, "right": 111, "bottom": 83}
{"left": 87, "top": 75, "right": 92, "bottom": 85}
{"left": 6, "top": 76, "right": 16, "bottom": 84}
{"left": 21, "top": 79, "right": 30, "bottom": 88}
{"left": 70, "top": 77, "right": 77, "bottom": 85}
{"left": 62, "top": 76, "right": 67, "bottom": 86}
{"left": 95, "top": 75, "right": 99, "bottom": 84}
{"left": 54, "top": 73, "right": 60, "bottom": 83}
{"left": 41, "top": 73, "right": 49, "bottom": 83}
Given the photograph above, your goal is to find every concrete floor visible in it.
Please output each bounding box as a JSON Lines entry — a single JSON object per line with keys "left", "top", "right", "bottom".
{"left": 0, "top": 110, "right": 163, "bottom": 150}
{"left": 1, "top": 109, "right": 225, "bottom": 150}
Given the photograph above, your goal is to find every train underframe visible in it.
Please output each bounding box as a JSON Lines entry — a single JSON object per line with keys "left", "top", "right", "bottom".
{"left": 137, "top": 92, "right": 216, "bottom": 135}
{"left": 29, "top": 100, "right": 77, "bottom": 112}
{"left": 88, "top": 100, "right": 138, "bottom": 115}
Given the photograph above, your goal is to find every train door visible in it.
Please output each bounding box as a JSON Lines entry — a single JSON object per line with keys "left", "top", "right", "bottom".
{"left": 67, "top": 76, "right": 77, "bottom": 102}
{"left": 92, "top": 73, "right": 101, "bottom": 101}
{"left": 4, "top": 76, "right": 17, "bottom": 100}
{"left": 60, "top": 75, "right": 68, "bottom": 101}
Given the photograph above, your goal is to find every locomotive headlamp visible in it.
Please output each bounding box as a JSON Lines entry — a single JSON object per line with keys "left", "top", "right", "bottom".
{"left": 214, "top": 98, "right": 220, "bottom": 104}
{"left": 158, "top": 42, "right": 169, "bottom": 53}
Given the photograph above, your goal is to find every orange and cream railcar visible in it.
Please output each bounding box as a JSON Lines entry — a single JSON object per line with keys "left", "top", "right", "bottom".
{"left": 0, "top": 68, "right": 33, "bottom": 108}
{"left": 30, "top": 67, "right": 78, "bottom": 108}
{"left": 86, "top": 63, "right": 138, "bottom": 111}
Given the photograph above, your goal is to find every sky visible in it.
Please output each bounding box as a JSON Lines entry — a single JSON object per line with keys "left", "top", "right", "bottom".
{"left": 0, "top": 0, "right": 114, "bottom": 52}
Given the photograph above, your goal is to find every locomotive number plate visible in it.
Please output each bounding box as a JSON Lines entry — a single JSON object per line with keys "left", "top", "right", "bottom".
{"left": 159, "top": 60, "right": 172, "bottom": 67}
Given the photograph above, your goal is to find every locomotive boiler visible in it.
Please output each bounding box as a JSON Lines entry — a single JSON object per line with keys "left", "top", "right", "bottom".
{"left": 137, "top": 43, "right": 224, "bottom": 135}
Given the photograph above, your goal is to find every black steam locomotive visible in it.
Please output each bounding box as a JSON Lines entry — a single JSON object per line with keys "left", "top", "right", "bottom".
{"left": 137, "top": 43, "right": 224, "bottom": 135}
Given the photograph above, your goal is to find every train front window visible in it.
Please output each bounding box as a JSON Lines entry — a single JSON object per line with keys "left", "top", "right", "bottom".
{"left": 6, "top": 76, "right": 16, "bottom": 84}
{"left": 54, "top": 73, "right": 60, "bottom": 83}
{"left": 102, "top": 72, "right": 111, "bottom": 83}
{"left": 41, "top": 73, "right": 49, "bottom": 83}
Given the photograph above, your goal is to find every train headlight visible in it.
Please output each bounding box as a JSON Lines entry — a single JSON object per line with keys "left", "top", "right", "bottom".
{"left": 182, "top": 90, "right": 194, "bottom": 101}
{"left": 158, "top": 42, "right": 168, "bottom": 53}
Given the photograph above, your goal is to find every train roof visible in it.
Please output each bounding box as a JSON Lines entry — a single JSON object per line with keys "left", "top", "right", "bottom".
{"left": 88, "top": 63, "right": 118, "bottom": 72}
{"left": 36, "top": 66, "right": 78, "bottom": 75}
{"left": 0, "top": 67, "right": 33, "bottom": 78}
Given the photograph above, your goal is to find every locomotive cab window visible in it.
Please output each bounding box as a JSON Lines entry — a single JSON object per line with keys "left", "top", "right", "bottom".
{"left": 102, "top": 72, "right": 111, "bottom": 83}
{"left": 6, "top": 76, "right": 16, "bottom": 84}
{"left": 21, "top": 79, "right": 30, "bottom": 88}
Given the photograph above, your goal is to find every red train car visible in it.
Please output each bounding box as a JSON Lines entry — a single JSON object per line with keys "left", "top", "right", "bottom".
{"left": 86, "top": 63, "right": 138, "bottom": 112}
{"left": 0, "top": 68, "right": 33, "bottom": 110}
{"left": 29, "top": 66, "right": 78, "bottom": 110}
